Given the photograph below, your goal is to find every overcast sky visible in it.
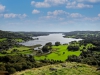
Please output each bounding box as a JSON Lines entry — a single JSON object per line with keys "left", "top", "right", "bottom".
{"left": 0, "top": 0, "right": 100, "bottom": 32}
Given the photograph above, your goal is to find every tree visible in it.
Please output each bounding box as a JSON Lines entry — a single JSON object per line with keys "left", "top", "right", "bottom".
{"left": 42, "top": 45, "right": 49, "bottom": 52}
{"left": 45, "top": 42, "right": 52, "bottom": 46}
{"left": 55, "top": 42, "right": 60, "bottom": 46}
{"left": 8, "top": 67, "right": 16, "bottom": 74}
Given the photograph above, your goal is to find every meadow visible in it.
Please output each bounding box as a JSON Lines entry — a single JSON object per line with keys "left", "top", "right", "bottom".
{"left": 0, "top": 38, "right": 7, "bottom": 42}
{"left": 13, "top": 62, "right": 100, "bottom": 75}
{"left": 35, "top": 43, "right": 94, "bottom": 61}
{"left": 0, "top": 46, "right": 34, "bottom": 56}
{"left": 35, "top": 45, "right": 80, "bottom": 61}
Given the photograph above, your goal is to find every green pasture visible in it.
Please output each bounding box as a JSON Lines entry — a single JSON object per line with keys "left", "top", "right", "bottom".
{"left": 0, "top": 38, "right": 7, "bottom": 42}
{"left": 0, "top": 46, "right": 33, "bottom": 56}
{"left": 14, "top": 39, "right": 24, "bottom": 42}
{"left": 35, "top": 45, "right": 81, "bottom": 61}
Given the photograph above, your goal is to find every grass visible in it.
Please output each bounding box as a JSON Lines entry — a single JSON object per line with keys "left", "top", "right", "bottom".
{"left": 0, "top": 38, "right": 7, "bottom": 42}
{"left": 14, "top": 39, "right": 24, "bottom": 42}
{"left": 12, "top": 62, "right": 100, "bottom": 75}
{"left": 35, "top": 45, "right": 81, "bottom": 61}
{"left": 35, "top": 43, "right": 95, "bottom": 61}
{"left": 7, "top": 46, "right": 30, "bottom": 53}
{"left": 0, "top": 46, "right": 34, "bottom": 56}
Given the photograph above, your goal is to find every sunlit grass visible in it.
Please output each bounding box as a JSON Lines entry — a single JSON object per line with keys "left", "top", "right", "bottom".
{"left": 35, "top": 45, "right": 81, "bottom": 61}
{"left": 0, "top": 38, "right": 7, "bottom": 42}
{"left": 13, "top": 62, "right": 100, "bottom": 75}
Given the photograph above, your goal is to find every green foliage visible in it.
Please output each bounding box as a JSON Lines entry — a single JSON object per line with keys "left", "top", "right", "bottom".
{"left": 55, "top": 42, "right": 61, "bottom": 46}
{"left": 0, "top": 38, "right": 7, "bottom": 42}
{"left": 8, "top": 67, "right": 16, "bottom": 74}
{"left": 0, "top": 55, "right": 36, "bottom": 74}
{"left": 14, "top": 62, "right": 100, "bottom": 75}
{"left": 35, "top": 45, "right": 81, "bottom": 61}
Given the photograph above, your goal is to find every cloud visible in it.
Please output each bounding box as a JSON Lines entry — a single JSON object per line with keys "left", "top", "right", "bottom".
{"left": 31, "top": 1, "right": 50, "bottom": 8}
{"left": 47, "top": 10, "right": 69, "bottom": 16}
{"left": 3, "top": 13, "right": 27, "bottom": 18}
{"left": 31, "top": 0, "right": 94, "bottom": 8}
{"left": 31, "top": 0, "right": 67, "bottom": 8}
{"left": 77, "top": 0, "right": 100, "bottom": 3}
{"left": 98, "top": 14, "right": 100, "bottom": 17}
{"left": 32, "top": 9, "right": 40, "bottom": 14}
{"left": 0, "top": 4, "right": 27, "bottom": 19}
{"left": 84, "top": 17, "right": 100, "bottom": 21}
{"left": 70, "top": 13, "right": 83, "bottom": 18}
{"left": 44, "top": 0, "right": 67, "bottom": 5}
{"left": 41, "top": 10, "right": 84, "bottom": 21}
{"left": 41, "top": 10, "right": 100, "bottom": 22}
{"left": 47, "top": 10, "right": 83, "bottom": 18}
{"left": 0, "top": 4, "right": 5, "bottom": 12}
{"left": 66, "top": 1, "right": 93, "bottom": 8}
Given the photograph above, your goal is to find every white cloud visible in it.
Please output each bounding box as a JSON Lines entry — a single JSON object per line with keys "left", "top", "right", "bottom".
{"left": 41, "top": 10, "right": 84, "bottom": 21}
{"left": 70, "top": 13, "right": 83, "bottom": 18}
{"left": 31, "top": 0, "right": 67, "bottom": 8}
{"left": 22, "top": 14, "right": 27, "bottom": 18}
{"left": 47, "top": 10, "right": 69, "bottom": 16}
{"left": 98, "top": 14, "right": 100, "bottom": 17}
{"left": 31, "top": 1, "right": 35, "bottom": 5}
{"left": 35, "top": 2, "right": 50, "bottom": 8}
{"left": 77, "top": 3, "right": 93, "bottom": 8}
{"left": 31, "top": 0, "right": 94, "bottom": 8}
{"left": 77, "top": 0, "right": 100, "bottom": 3}
{"left": 31, "top": 1, "right": 50, "bottom": 8}
{"left": 0, "top": 4, "right": 5, "bottom": 12}
{"left": 84, "top": 17, "right": 100, "bottom": 21}
{"left": 32, "top": 9, "right": 40, "bottom": 14}
{"left": 3, "top": 13, "right": 27, "bottom": 18}
{"left": 44, "top": 0, "right": 67, "bottom": 5}
{"left": 0, "top": 4, "right": 27, "bottom": 19}
{"left": 66, "top": 1, "right": 93, "bottom": 8}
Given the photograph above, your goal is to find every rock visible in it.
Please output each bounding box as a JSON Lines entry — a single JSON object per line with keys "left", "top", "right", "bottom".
{"left": 49, "top": 68, "right": 57, "bottom": 71}
{"left": 61, "top": 64, "right": 66, "bottom": 67}
{"left": 96, "top": 68, "right": 100, "bottom": 71}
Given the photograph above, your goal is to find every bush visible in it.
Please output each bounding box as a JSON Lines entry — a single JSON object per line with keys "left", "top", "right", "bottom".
{"left": 55, "top": 42, "right": 60, "bottom": 46}
{"left": 8, "top": 67, "right": 16, "bottom": 74}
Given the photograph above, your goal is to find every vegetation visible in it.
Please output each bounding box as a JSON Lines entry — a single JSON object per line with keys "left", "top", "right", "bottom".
{"left": 35, "top": 44, "right": 81, "bottom": 61}
{"left": 0, "top": 55, "right": 36, "bottom": 74}
{"left": 64, "top": 31, "right": 100, "bottom": 67}
{"left": 0, "top": 30, "right": 100, "bottom": 74}
{"left": 12, "top": 62, "right": 100, "bottom": 75}
{"left": 0, "top": 38, "right": 7, "bottom": 42}
{"left": 0, "top": 46, "right": 34, "bottom": 56}
{"left": 0, "top": 30, "right": 33, "bottom": 41}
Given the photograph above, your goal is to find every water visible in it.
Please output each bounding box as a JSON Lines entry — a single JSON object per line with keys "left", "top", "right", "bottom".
{"left": 20, "top": 34, "right": 82, "bottom": 46}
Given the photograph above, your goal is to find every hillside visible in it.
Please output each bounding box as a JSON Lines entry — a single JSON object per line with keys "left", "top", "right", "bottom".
{"left": 12, "top": 62, "right": 100, "bottom": 75}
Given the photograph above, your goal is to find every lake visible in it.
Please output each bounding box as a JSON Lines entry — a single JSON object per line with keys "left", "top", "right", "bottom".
{"left": 20, "top": 34, "right": 82, "bottom": 46}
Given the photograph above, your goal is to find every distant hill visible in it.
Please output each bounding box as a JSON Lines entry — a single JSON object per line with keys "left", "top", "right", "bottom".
{"left": 12, "top": 62, "right": 100, "bottom": 75}
{"left": 0, "top": 30, "right": 33, "bottom": 41}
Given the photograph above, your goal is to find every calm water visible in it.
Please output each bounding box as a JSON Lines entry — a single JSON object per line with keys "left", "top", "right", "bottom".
{"left": 20, "top": 34, "right": 82, "bottom": 46}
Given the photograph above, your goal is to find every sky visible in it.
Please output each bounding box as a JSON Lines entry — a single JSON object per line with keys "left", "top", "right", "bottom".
{"left": 0, "top": 0, "right": 100, "bottom": 32}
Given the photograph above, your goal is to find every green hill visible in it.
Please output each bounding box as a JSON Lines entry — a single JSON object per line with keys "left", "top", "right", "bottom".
{"left": 12, "top": 62, "right": 100, "bottom": 75}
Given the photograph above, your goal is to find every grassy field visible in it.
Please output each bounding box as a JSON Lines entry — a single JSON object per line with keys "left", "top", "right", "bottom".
{"left": 35, "top": 43, "right": 95, "bottom": 61}
{"left": 35, "top": 45, "right": 81, "bottom": 61}
{"left": 0, "top": 38, "right": 7, "bottom": 42}
{"left": 13, "top": 62, "right": 100, "bottom": 75}
{"left": 14, "top": 39, "right": 24, "bottom": 42}
{"left": 0, "top": 46, "right": 34, "bottom": 56}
